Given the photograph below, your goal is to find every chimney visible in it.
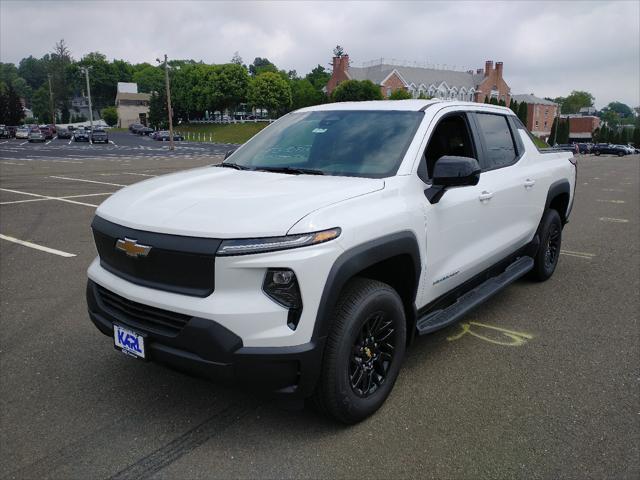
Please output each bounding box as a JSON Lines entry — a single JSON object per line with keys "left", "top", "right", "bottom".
{"left": 484, "top": 60, "right": 493, "bottom": 77}
{"left": 476, "top": 68, "right": 483, "bottom": 75}
{"left": 332, "top": 54, "right": 349, "bottom": 76}
{"left": 495, "top": 61, "right": 503, "bottom": 79}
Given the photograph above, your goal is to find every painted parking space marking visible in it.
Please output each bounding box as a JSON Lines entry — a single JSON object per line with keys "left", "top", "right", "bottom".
{"left": 0, "top": 234, "right": 76, "bottom": 257}
{"left": 560, "top": 249, "right": 595, "bottom": 260}
{"left": 597, "top": 199, "right": 626, "bottom": 204}
{"left": 0, "top": 192, "right": 114, "bottom": 206}
{"left": 447, "top": 321, "right": 534, "bottom": 346}
{"left": 49, "top": 176, "right": 127, "bottom": 187}
{"left": 0, "top": 188, "right": 99, "bottom": 207}
{"left": 121, "top": 172, "right": 156, "bottom": 177}
{"left": 599, "top": 217, "right": 629, "bottom": 223}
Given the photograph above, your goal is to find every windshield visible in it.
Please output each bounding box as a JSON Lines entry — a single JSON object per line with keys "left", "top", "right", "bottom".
{"left": 226, "top": 110, "right": 423, "bottom": 178}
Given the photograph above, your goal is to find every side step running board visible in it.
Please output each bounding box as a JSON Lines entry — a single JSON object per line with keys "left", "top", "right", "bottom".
{"left": 416, "top": 256, "right": 534, "bottom": 335}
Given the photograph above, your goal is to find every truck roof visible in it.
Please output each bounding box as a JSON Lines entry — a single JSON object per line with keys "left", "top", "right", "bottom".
{"left": 296, "top": 99, "right": 515, "bottom": 114}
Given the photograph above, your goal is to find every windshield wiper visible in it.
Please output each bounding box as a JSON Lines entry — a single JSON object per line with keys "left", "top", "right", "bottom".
{"left": 256, "top": 166, "right": 325, "bottom": 175}
{"left": 217, "top": 162, "right": 250, "bottom": 170}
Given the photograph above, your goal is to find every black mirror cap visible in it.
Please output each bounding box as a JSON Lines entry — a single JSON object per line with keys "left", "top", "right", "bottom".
{"left": 224, "top": 149, "right": 236, "bottom": 160}
{"left": 432, "top": 156, "right": 481, "bottom": 187}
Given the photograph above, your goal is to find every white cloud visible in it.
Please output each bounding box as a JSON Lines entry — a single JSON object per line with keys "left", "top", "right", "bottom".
{"left": 1, "top": 0, "right": 638, "bottom": 107}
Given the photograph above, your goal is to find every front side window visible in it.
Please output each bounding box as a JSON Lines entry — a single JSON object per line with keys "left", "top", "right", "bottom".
{"left": 226, "top": 110, "right": 423, "bottom": 178}
{"left": 423, "top": 114, "right": 475, "bottom": 178}
{"left": 475, "top": 113, "right": 517, "bottom": 169}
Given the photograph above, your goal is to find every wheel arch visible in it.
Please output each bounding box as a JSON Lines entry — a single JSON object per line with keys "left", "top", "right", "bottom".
{"left": 545, "top": 179, "right": 571, "bottom": 224}
{"left": 313, "top": 231, "right": 421, "bottom": 345}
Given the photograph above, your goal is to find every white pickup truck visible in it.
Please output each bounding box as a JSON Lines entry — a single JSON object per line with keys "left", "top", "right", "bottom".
{"left": 87, "top": 100, "right": 576, "bottom": 423}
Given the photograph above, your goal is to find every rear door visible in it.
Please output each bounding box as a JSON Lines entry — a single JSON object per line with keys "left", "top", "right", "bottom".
{"left": 469, "top": 112, "right": 538, "bottom": 259}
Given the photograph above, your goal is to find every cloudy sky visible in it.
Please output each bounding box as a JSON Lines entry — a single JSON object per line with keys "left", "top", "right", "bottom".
{"left": 1, "top": 0, "right": 638, "bottom": 108}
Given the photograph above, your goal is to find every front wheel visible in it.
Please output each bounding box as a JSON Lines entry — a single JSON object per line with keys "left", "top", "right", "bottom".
{"left": 594, "top": 151, "right": 601, "bottom": 156}
{"left": 313, "top": 278, "right": 406, "bottom": 424}
{"left": 531, "top": 209, "right": 562, "bottom": 281}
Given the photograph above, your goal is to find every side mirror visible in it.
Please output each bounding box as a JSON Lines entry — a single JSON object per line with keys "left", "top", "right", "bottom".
{"left": 425, "top": 156, "right": 481, "bottom": 204}
{"left": 224, "top": 149, "right": 236, "bottom": 160}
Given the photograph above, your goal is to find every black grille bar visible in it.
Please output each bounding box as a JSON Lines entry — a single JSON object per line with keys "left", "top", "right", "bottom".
{"left": 96, "top": 284, "right": 191, "bottom": 336}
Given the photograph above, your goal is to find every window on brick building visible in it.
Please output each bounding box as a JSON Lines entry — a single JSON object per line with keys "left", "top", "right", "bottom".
{"left": 386, "top": 87, "right": 392, "bottom": 97}
{"left": 535, "top": 121, "right": 539, "bottom": 128}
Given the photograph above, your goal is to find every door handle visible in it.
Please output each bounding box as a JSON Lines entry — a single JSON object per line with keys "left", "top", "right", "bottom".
{"left": 524, "top": 179, "right": 536, "bottom": 188}
{"left": 479, "top": 191, "right": 493, "bottom": 202}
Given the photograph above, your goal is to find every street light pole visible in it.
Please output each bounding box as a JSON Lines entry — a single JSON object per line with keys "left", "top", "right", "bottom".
{"left": 159, "top": 54, "right": 175, "bottom": 151}
{"left": 80, "top": 67, "right": 94, "bottom": 130}
{"left": 47, "top": 74, "right": 55, "bottom": 128}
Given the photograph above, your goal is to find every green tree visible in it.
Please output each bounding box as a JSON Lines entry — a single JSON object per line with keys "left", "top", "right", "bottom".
{"left": 331, "top": 80, "right": 383, "bottom": 102}
{"left": 249, "top": 58, "right": 277, "bottom": 77}
{"left": 498, "top": 98, "right": 506, "bottom": 106}
{"left": 517, "top": 102, "right": 528, "bottom": 124}
{"left": 600, "top": 109, "right": 620, "bottom": 128}
{"left": 305, "top": 64, "right": 331, "bottom": 92}
{"left": 101, "top": 106, "right": 118, "bottom": 126}
{"left": 560, "top": 90, "right": 594, "bottom": 114}
{"left": 148, "top": 89, "right": 168, "bottom": 128}
{"left": 333, "top": 45, "right": 346, "bottom": 57}
{"left": 5, "top": 84, "right": 25, "bottom": 124}
{"left": 132, "top": 64, "right": 164, "bottom": 93}
{"left": 509, "top": 98, "right": 518, "bottom": 113}
{"left": 18, "top": 55, "right": 48, "bottom": 91}
{"left": 632, "top": 127, "right": 640, "bottom": 147}
{"left": 557, "top": 119, "right": 570, "bottom": 144}
{"left": 290, "top": 78, "right": 322, "bottom": 110}
{"left": 212, "top": 63, "right": 250, "bottom": 116}
{"left": 112, "top": 59, "right": 134, "bottom": 83}
{"left": 31, "top": 84, "right": 51, "bottom": 122}
{"left": 72, "top": 52, "right": 118, "bottom": 110}
{"left": 389, "top": 88, "right": 412, "bottom": 100}
{"left": 603, "top": 101, "right": 632, "bottom": 117}
{"left": 247, "top": 72, "right": 292, "bottom": 117}
{"left": 484, "top": 96, "right": 489, "bottom": 103}
{"left": 549, "top": 118, "right": 558, "bottom": 145}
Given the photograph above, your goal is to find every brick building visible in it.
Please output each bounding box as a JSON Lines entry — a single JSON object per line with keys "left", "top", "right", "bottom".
{"left": 560, "top": 115, "right": 601, "bottom": 142}
{"left": 511, "top": 94, "right": 558, "bottom": 141}
{"left": 326, "top": 55, "right": 511, "bottom": 104}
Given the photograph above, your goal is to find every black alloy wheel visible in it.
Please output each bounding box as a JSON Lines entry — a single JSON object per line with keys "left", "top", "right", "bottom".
{"left": 349, "top": 311, "right": 396, "bottom": 397}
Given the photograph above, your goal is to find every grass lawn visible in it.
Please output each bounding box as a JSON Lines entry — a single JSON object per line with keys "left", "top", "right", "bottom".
{"left": 175, "top": 122, "right": 270, "bottom": 144}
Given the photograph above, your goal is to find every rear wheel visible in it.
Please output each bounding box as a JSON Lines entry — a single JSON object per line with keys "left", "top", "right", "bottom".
{"left": 531, "top": 209, "right": 562, "bottom": 281}
{"left": 313, "top": 278, "right": 406, "bottom": 424}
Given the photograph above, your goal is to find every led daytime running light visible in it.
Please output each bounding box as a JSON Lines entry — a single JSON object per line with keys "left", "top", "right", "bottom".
{"left": 218, "top": 228, "right": 341, "bottom": 256}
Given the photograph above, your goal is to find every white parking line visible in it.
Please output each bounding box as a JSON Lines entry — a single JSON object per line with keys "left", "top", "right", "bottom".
{"left": 122, "top": 172, "right": 156, "bottom": 177}
{"left": 599, "top": 217, "right": 629, "bottom": 223}
{"left": 109, "top": 140, "right": 117, "bottom": 145}
{"left": 49, "top": 176, "right": 127, "bottom": 187}
{"left": 45, "top": 140, "right": 52, "bottom": 145}
{"left": 0, "top": 192, "right": 114, "bottom": 205}
{"left": 19, "top": 141, "right": 28, "bottom": 146}
{"left": 0, "top": 234, "right": 76, "bottom": 257}
{"left": 596, "top": 199, "right": 625, "bottom": 204}
{"left": 560, "top": 249, "right": 595, "bottom": 260}
{"left": 68, "top": 139, "right": 73, "bottom": 145}
{"left": 0, "top": 188, "right": 99, "bottom": 207}
{"left": 0, "top": 141, "right": 8, "bottom": 145}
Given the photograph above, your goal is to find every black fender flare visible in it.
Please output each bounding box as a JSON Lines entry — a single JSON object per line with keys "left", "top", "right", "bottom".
{"left": 544, "top": 179, "right": 571, "bottom": 222}
{"left": 312, "top": 231, "right": 422, "bottom": 341}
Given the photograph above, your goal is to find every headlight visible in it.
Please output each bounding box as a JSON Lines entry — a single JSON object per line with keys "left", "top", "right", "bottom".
{"left": 217, "top": 227, "right": 341, "bottom": 256}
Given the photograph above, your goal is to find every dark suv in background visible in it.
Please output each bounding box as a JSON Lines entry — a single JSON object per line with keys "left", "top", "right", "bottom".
{"left": 592, "top": 144, "right": 628, "bottom": 156}
{"left": 91, "top": 129, "right": 109, "bottom": 144}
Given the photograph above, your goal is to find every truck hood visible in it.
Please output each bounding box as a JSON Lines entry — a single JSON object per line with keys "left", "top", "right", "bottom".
{"left": 96, "top": 166, "right": 384, "bottom": 238}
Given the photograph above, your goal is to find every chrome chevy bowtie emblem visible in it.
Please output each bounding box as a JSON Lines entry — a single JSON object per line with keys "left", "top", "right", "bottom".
{"left": 115, "top": 238, "right": 151, "bottom": 257}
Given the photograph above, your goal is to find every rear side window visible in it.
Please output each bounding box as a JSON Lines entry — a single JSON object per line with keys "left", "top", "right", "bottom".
{"left": 475, "top": 113, "right": 517, "bottom": 169}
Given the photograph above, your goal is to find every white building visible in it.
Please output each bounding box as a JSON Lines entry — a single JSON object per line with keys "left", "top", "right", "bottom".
{"left": 115, "top": 82, "right": 150, "bottom": 128}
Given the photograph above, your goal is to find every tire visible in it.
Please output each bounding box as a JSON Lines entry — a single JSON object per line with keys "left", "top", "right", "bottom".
{"left": 531, "top": 209, "right": 562, "bottom": 281}
{"left": 313, "top": 277, "right": 406, "bottom": 424}
{"left": 618, "top": 151, "right": 624, "bottom": 157}
{"left": 594, "top": 151, "right": 600, "bottom": 156}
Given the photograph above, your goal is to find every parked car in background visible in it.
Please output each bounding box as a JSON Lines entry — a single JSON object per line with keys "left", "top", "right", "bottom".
{"left": 15, "top": 127, "right": 30, "bottom": 139}
{"left": 592, "top": 144, "right": 628, "bottom": 156}
{"left": 74, "top": 128, "right": 90, "bottom": 142}
{"left": 620, "top": 144, "right": 635, "bottom": 155}
{"left": 129, "top": 123, "right": 144, "bottom": 133}
{"left": 46, "top": 124, "right": 57, "bottom": 134}
{"left": 57, "top": 127, "right": 72, "bottom": 139}
{"left": 137, "top": 126, "right": 154, "bottom": 136}
{"left": 6, "top": 126, "right": 18, "bottom": 137}
{"left": 28, "top": 128, "right": 45, "bottom": 143}
{"left": 576, "top": 143, "right": 591, "bottom": 154}
{"left": 91, "top": 129, "right": 109, "bottom": 144}
{"left": 67, "top": 125, "right": 76, "bottom": 132}
{"left": 153, "top": 130, "right": 184, "bottom": 141}
{"left": 0, "top": 125, "right": 9, "bottom": 138}
{"left": 39, "top": 125, "right": 54, "bottom": 140}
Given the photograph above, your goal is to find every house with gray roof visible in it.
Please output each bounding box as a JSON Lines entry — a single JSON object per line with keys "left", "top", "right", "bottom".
{"left": 326, "top": 54, "right": 511, "bottom": 104}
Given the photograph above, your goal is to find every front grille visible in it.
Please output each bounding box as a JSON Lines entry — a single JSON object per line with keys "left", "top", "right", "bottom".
{"left": 96, "top": 284, "right": 191, "bottom": 336}
{"left": 92, "top": 216, "right": 221, "bottom": 297}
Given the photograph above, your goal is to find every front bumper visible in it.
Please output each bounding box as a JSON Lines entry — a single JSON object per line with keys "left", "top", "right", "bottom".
{"left": 87, "top": 279, "right": 324, "bottom": 398}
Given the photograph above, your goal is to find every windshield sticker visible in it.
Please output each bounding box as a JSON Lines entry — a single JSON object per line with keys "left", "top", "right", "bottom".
{"left": 312, "top": 128, "right": 327, "bottom": 134}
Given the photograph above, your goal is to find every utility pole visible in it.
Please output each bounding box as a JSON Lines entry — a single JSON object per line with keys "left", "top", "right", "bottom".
{"left": 80, "top": 67, "right": 94, "bottom": 130}
{"left": 47, "top": 74, "right": 55, "bottom": 128}
{"left": 159, "top": 54, "right": 175, "bottom": 151}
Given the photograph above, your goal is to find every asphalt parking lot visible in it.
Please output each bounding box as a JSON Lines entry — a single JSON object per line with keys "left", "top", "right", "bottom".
{"left": 0, "top": 140, "right": 638, "bottom": 479}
